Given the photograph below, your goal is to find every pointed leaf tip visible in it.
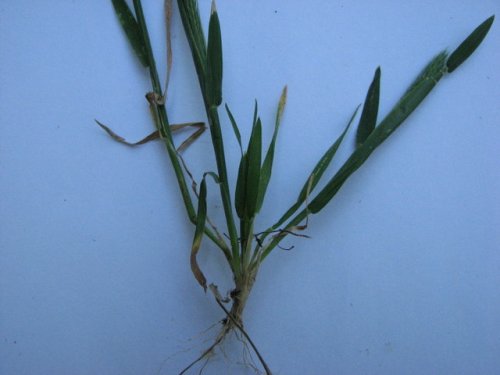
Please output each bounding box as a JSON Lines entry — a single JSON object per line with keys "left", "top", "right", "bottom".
{"left": 447, "top": 15, "right": 494, "bottom": 73}
{"left": 256, "top": 86, "right": 288, "bottom": 212}
{"left": 276, "top": 85, "right": 288, "bottom": 125}
{"left": 301, "top": 105, "right": 360, "bottom": 204}
{"left": 356, "top": 66, "right": 381, "bottom": 147}
{"left": 225, "top": 103, "right": 243, "bottom": 152}
{"left": 279, "top": 86, "right": 288, "bottom": 111}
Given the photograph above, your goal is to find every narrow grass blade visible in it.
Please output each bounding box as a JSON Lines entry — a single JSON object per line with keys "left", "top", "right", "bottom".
{"left": 111, "top": 0, "right": 149, "bottom": 67}
{"left": 245, "top": 118, "right": 262, "bottom": 218}
{"left": 235, "top": 153, "right": 248, "bottom": 219}
{"left": 177, "top": 0, "right": 207, "bottom": 90}
{"left": 269, "top": 105, "right": 358, "bottom": 230}
{"left": 190, "top": 177, "right": 208, "bottom": 291}
{"left": 225, "top": 104, "right": 243, "bottom": 153}
{"left": 447, "top": 15, "right": 495, "bottom": 73}
{"left": 299, "top": 105, "right": 359, "bottom": 202}
{"left": 308, "top": 51, "right": 448, "bottom": 214}
{"left": 256, "top": 86, "right": 288, "bottom": 212}
{"left": 206, "top": 1, "right": 223, "bottom": 106}
{"left": 356, "top": 67, "right": 381, "bottom": 147}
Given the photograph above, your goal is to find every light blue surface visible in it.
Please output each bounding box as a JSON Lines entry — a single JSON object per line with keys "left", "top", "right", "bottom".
{"left": 1, "top": 1, "right": 499, "bottom": 374}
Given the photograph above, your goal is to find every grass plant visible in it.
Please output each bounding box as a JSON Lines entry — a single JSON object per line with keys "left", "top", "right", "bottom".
{"left": 98, "top": 1, "right": 494, "bottom": 373}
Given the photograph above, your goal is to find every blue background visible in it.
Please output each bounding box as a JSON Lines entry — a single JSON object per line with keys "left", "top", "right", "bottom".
{"left": 1, "top": 1, "right": 499, "bottom": 374}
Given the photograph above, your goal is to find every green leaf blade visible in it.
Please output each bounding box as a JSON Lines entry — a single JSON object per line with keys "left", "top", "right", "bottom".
{"left": 245, "top": 118, "right": 262, "bottom": 218}
{"left": 356, "top": 67, "right": 381, "bottom": 147}
{"left": 225, "top": 103, "right": 243, "bottom": 152}
{"left": 206, "top": 3, "right": 223, "bottom": 106}
{"left": 235, "top": 153, "right": 248, "bottom": 219}
{"left": 256, "top": 86, "right": 288, "bottom": 212}
{"left": 111, "top": 0, "right": 149, "bottom": 67}
{"left": 266, "top": 105, "right": 359, "bottom": 232}
{"left": 299, "top": 105, "right": 359, "bottom": 203}
{"left": 447, "top": 15, "right": 495, "bottom": 73}
{"left": 308, "top": 51, "right": 448, "bottom": 214}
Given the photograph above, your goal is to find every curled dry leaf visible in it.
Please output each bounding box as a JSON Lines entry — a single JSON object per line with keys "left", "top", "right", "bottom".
{"left": 95, "top": 120, "right": 205, "bottom": 152}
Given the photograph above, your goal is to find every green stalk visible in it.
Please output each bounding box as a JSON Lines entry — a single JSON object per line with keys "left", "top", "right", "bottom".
{"left": 177, "top": 0, "right": 240, "bottom": 273}
{"left": 132, "top": 0, "right": 230, "bottom": 258}
{"left": 207, "top": 107, "right": 241, "bottom": 273}
{"left": 240, "top": 219, "right": 254, "bottom": 269}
